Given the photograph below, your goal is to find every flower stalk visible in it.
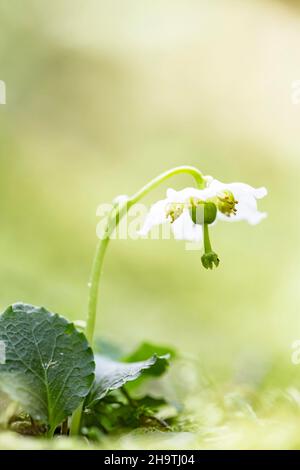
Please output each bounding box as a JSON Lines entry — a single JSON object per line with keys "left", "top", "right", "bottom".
{"left": 86, "top": 166, "right": 205, "bottom": 346}
{"left": 201, "top": 223, "right": 220, "bottom": 270}
{"left": 70, "top": 166, "right": 205, "bottom": 434}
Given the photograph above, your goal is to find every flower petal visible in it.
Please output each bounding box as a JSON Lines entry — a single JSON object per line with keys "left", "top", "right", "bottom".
{"left": 171, "top": 209, "right": 203, "bottom": 242}
{"left": 253, "top": 187, "right": 268, "bottom": 199}
{"left": 139, "top": 199, "right": 168, "bottom": 235}
{"left": 208, "top": 180, "right": 268, "bottom": 225}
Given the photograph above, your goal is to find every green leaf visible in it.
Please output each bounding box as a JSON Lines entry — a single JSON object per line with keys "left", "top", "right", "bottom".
{"left": 0, "top": 303, "right": 95, "bottom": 434}
{"left": 124, "top": 342, "right": 175, "bottom": 378}
{"left": 87, "top": 353, "right": 169, "bottom": 407}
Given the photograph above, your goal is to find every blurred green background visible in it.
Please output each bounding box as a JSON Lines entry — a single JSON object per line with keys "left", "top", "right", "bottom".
{"left": 1, "top": 0, "right": 300, "bottom": 448}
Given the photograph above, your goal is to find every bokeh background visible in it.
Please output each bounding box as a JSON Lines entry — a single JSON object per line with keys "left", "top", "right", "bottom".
{"left": 1, "top": 0, "right": 300, "bottom": 449}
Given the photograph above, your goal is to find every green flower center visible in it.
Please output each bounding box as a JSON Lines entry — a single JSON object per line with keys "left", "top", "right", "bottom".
{"left": 189, "top": 198, "right": 217, "bottom": 225}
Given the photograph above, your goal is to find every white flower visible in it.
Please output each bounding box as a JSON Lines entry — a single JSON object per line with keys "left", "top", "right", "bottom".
{"left": 139, "top": 178, "right": 267, "bottom": 243}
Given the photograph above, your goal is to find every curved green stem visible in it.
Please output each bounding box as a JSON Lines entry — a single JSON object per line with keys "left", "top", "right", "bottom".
{"left": 87, "top": 166, "right": 204, "bottom": 345}
{"left": 70, "top": 165, "right": 205, "bottom": 435}
{"left": 85, "top": 237, "right": 110, "bottom": 343}
{"left": 128, "top": 166, "right": 205, "bottom": 206}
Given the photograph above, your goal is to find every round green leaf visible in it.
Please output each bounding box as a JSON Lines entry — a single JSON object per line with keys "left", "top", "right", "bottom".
{"left": 0, "top": 303, "right": 95, "bottom": 433}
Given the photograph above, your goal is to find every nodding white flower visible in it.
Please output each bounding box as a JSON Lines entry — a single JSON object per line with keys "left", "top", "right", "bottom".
{"left": 139, "top": 177, "right": 267, "bottom": 269}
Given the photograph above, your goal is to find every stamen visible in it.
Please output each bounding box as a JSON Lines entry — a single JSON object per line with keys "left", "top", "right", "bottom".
{"left": 216, "top": 190, "right": 238, "bottom": 217}
{"left": 165, "top": 202, "right": 185, "bottom": 223}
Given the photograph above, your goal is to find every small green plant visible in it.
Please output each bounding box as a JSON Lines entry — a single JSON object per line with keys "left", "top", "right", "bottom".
{"left": 0, "top": 166, "right": 267, "bottom": 439}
